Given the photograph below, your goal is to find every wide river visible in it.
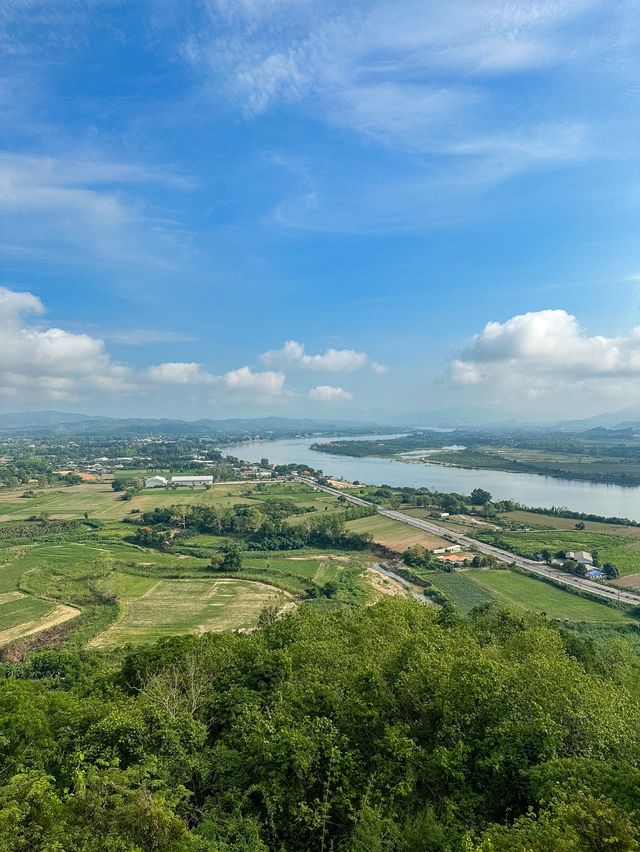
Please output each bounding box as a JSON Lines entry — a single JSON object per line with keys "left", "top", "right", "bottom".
{"left": 224, "top": 434, "right": 640, "bottom": 521}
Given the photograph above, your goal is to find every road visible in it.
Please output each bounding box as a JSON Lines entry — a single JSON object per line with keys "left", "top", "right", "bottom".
{"left": 299, "top": 477, "right": 640, "bottom": 608}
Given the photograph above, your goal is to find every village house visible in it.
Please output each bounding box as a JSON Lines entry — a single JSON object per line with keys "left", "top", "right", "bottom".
{"left": 566, "top": 550, "right": 594, "bottom": 565}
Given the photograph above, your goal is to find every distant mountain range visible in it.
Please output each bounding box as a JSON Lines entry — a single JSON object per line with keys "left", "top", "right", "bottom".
{"left": 2, "top": 405, "right": 640, "bottom": 437}
{"left": 558, "top": 406, "right": 640, "bottom": 430}
{"left": 0, "top": 411, "right": 391, "bottom": 438}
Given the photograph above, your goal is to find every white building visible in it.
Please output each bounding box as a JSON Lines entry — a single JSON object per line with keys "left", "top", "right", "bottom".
{"left": 566, "top": 550, "right": 594, "bottom": 565}
{"left": 171, "top": 475, "right": 214, "bottom": 487}
{"left": 145, "top": 475, "right": 168, "bottom": 488}
{"left": 433, "top": 545, "right": 462, "bottom": 554}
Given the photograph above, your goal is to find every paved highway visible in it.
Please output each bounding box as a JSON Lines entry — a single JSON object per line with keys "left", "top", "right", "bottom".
{"left": 299, "top": 477, "right": 640, "bottom": 608}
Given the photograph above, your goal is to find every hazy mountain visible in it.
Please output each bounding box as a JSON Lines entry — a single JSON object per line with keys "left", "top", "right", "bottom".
{"left": 558, "top": 406, "right": 640, "bottom": 430}
{"left": 0, "top": 411, "right": 395, "bottom": 438}
{"left": 356, "top": 406, "right": 519, "bottom": 428}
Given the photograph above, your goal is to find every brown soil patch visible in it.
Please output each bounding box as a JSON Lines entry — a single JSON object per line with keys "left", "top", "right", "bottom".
{"left": 365, "top": 567, "right": 410, "bottom": 601}
{"left": 613, "top": 574, "right": 640, "bottom": 589}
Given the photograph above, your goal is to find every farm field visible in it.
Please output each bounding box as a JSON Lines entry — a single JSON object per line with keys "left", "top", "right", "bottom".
{"left": 0, "top": 476, "right": 371, "bottom": 648}
{"left": 344, "top": 515, "right": 449, "bottom": 552}
{"left": 500, "top": 510, "right": 640, "bottom": 535}
{"left": 91, "top": 578, "right": 289, "bottom": 647}
{"left": 469, "top": 569, "right": 633, "bottom": 623}
{"left": 475, "top": 528, "right": 640, "bottom": 576}
{"left": 423, "top": 571, "right": 495, "bottom": 613}
{"left": 0, "top": 482, "right": 265, "bottom": 522}
{"left": 0, "top": 591, "right": 79, "bottom": 645}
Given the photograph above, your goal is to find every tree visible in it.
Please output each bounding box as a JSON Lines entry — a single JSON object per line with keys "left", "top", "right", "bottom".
{"left": 575, "top": 521, "right": 586, "bottom": 530}
{"left": 470, "top": 488, "right": 492, "bottom": 506}
{"left": 320, "top": 581, "right": 339, "bottom": 598}
{"left": 220, "top": 544, "right": 243, "bottom": 572}
{"left": 603, "top": 562, "right": 620, "bottom": 579}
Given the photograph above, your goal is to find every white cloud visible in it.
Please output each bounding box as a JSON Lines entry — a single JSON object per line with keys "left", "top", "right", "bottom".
{"left": 145, "top": 362, "right": 212, "bottom": 385}
{"left": 221, "top": 366, "right": 285, "bottom": 396}
{"left": 182, "top": 0, "right": 615, "bottom": 233}
{"left": 0, "top": 286, "right": 136, "bottom": 398}
{"left": 451, "top": 309, "right": 640, "bottom": 403}
{"left": 186, "top": 0, "right": 603, "bottom": 145}
{"left": 0, "top": 287, "right": 286, "bottom": 405}
{"left": 308, "top": 385, "right": 353, "bottom": 401}
{"left": 145, "top": 361, "right": 286, "bottom": 398}
{"left": 261, "top": 339, "right": 386, "bottom": 373}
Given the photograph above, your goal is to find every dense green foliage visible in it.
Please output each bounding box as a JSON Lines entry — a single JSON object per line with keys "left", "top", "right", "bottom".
{"left": 130, "top": 501, "right": 373, "bottom": 554}
{"left": 1, "top": 601, "right": 640, "bottom": 850}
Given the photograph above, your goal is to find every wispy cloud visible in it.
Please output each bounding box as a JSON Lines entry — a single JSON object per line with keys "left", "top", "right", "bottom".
{"left": 182, "top": 0, "right": 627, "bottom": 231}
{"left": 0, "top": 152, "right": 194, "bottom": 270}
{"left": 107, "top": 329, "right": 198, "bottom": 346}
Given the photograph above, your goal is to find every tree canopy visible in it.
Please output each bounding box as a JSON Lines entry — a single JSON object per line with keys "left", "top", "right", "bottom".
{"left": 1, "top": 600, "right": 640, "bottom": 849}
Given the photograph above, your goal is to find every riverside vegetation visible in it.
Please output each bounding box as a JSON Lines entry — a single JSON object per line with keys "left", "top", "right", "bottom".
{"left": 312, "top": 425, "right": 640, "bottom": 486}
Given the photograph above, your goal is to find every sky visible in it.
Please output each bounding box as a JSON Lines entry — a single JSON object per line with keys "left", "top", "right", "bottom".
{"left": 1, "top": 0, "right": 640, "bottom": 422}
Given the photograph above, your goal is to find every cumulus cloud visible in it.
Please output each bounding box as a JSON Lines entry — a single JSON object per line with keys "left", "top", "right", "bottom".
{"left": 452, "top": 309, "right": 640, "bottom": 402}
{"left": 145, "top": 361, "right": 286, "bottom": 398}
{"left": 221, "top": 366, "right": 285, "bottom": 396}
{"left": 0, "top": 286, "right": 136, "bottom": 399}
{"left": 145, "top": 362, "right": 212, "bottom": 385}
{"left": 261, "top": 340, "right": 386, "bottom": 373}
{"left": 308, "top": 385, "right": 353, "bottom": 402}
{"left": 0, "top": 287, "right": 286, "bottom": 405}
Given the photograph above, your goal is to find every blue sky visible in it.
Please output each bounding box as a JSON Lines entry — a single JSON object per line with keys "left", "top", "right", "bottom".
{"left": 1, "top": 0, "right": 640, "bottom": 420}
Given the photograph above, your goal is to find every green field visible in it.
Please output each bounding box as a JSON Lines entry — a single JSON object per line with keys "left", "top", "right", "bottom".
{"left": 423, "top": 571, "right": 495, "bottom": 613}
{"left": 500, "top": 510, "right": 640, "bottom": 535}
{"left": 91, "top": 578, "right": 289, "bottom": 647}
{"left": 0, "top": 476, "right": 370, "bottom": 647}
{"left": 0, "top": 591, "right": 79, "bottom": 645}
{"left": 477, "top": 528, "right": 640, "bottom": 576}
{"left": 469, "top": 569, "right": 632, "bottom": 623}
{"left": 345, "top": 515, "right": 449, "bottom": 552}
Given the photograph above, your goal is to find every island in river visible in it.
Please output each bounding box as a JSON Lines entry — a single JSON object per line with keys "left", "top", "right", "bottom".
{"left": 309, "top": 427, "right": 640, "bottom": 488}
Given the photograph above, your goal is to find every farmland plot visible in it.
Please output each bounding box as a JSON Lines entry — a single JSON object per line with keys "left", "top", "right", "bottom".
{"left": 91, "top": 578, "right": 290, "bottom": 647}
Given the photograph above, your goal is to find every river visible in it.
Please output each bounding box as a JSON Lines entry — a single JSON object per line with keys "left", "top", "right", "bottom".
{"left": 223, "top": 435, "right": 640, "bottom": 521}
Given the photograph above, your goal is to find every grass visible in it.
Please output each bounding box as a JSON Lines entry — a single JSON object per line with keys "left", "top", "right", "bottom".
{"left": 0, "top": 591, "right": 80, "bottom": 646}
{"left": 501, "top": 510, "right": 640, "bottom": 535}
{"left": 0, "top": 480, "right": 345, "bottom": 528}
{"left": 469, "top": 569, "right": 633, "bottom": 623}
{"left": 422, "top": 571, "right": 495, "bottom": 614}
{"left": 91, "top": 578, "right": 288, "bottom": 647}
{"left": 0, "top": 592, "right": 55, "bottom": 631}
{"left": 476, "top": 529, "right": 640, "bottom": 576}
{"left": 344, "top": 515, "right": 449, "bottom": 552}
{"left": 0, "top": 480, "right": 359, "bottom": 648}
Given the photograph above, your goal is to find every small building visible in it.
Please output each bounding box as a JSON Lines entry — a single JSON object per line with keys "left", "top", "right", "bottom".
{"left": 170, "top": 475, "right": 214, "bottom": 487}
{"left": 436, "top": 554, "right": 468, "bottom": 565}
{"left": 145, "top": 475, "right": 168, "bottom": 488}
{"left": 433, "top": 545, "right": 462, "bottom": 554}
{"left": 566, "top": 550, "right": 593, "bottom": 565}
{"left": 586, "top": 568, "right": 605, "bottom": 579}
